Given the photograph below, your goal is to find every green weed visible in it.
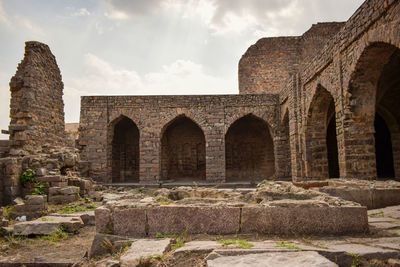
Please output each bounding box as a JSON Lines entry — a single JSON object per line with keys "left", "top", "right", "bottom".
{"left": 218, "top": 238, "right": 254, "bottom": 249}
{"left": 276, "top": 241, "right": 302, "bottom": 250}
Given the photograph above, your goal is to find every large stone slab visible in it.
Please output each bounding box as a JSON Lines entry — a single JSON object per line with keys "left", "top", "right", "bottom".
{"left": 89, "top": 233, "right": 135, "bottom": 259}
{"left": 147, "top": 206, "right": 240, "bottom": 235}
{"left": 113, "top": 208, "right": 147, "bottom": 237}
{"left": 241, "top": 206, "right": 368, "bottom": 235}
{"left": 13, "top": 216, "right": 84, "bottom": 235}
{"left": 206, "top": 251, "right": 338, "bottom": 267}
{"left": 120, "top": 238, "right": 172, "bottom": 267}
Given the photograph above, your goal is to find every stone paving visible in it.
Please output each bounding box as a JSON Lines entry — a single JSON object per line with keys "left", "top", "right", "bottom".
{"left": 91, "top": 204, "right": 400, "bottom": 266}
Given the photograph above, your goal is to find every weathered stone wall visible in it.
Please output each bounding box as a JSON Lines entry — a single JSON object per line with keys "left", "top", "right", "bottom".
{"left": 77, "top": 0, "right": 400, "bottom": 183}
{"left": 239, "top": 22, "right": 344, "bottom": 95}
{"left": 79, "top": 95, "right": 280, "bottom": 183}
{"left": 9, "top": 41, "right": 66, "bottom": 154}
{"left": 290, "top": 0, "right": 400, "bottom": 180}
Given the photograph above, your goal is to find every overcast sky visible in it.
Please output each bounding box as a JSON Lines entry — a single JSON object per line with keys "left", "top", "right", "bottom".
{"left": 0, "top": 0, "right": 364, "bottom": 138}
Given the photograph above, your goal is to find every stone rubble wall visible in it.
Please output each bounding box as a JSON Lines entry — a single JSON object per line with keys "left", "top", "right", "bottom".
{"left": 9, "top": 41, "right": 66, "bottom": 155}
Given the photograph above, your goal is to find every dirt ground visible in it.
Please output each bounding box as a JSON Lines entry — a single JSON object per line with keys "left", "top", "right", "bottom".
{"left": 0, "top": 226, "right": 96, "bottom": 264}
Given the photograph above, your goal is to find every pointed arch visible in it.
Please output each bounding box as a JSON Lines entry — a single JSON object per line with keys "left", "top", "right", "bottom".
{"left": 305, "top": 85, "right": 339, "bottom": 178}
{"left": 108, "top": 115, "right": 140, "bottom": 183}
{"left": 160, "top": 115, "right": 206, "bottom": 181}
{"left": 225, "top": 114, "right": 275, "bottom": 182}
{"left": 347, "top": 42, "right": 400, "bottom": 178}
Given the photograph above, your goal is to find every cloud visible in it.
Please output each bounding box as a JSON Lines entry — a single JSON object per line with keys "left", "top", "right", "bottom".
{"left": 68, "top": 53, "right": 234, "bottom": 96}
{"left": 105, "top": 0, "right": 163, "bottom": 20}
{"left": 0, "top": 0, "right": 10, "bottom": 25}
{"left": 69, "top": 53, "right": 143, "bottom": 94}
{"left": 71, "top": 8, "right": 91, "bottom": 17}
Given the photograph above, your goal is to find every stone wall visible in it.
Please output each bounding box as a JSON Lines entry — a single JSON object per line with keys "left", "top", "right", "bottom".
{"left": 238, "top": 22, "right": 344, "bottom": 95}
{"left": 79, "top": 95, "right": 281, "bottom": 183}
{"left": 9, "top": 41, "right": 66, "bottom": 154}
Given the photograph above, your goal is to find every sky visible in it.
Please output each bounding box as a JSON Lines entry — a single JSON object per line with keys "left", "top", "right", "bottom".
{"left": 0, "top": 0, "right": 364, "bottom": 138}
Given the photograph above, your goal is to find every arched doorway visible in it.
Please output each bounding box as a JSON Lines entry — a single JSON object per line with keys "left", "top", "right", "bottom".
{"left": 349, "top": 42, "right": 400, "bottom": 178}
{"left": 374, "top": 113, "right": 395, "bottom": 178}
{"left": 225, "top": 114, "right": 275, "bottom": 182}
{"left": 111, "top": 116, "right": 139, "bottom": 183}
{"left": 160, "top": 116, "right": 206, "bottom": 181}
{"left": 305, "top": 85, "right": 339, "bottom": 178}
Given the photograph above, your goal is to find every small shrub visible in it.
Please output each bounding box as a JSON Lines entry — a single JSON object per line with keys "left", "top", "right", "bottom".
{"left": 350, "top": 253, "right": 359, "bottom": 267}
{"left": 172, "top": 236, "right": 185, "bottom": 250}
{"left": 32, "top": 182, "right": 48, "bottom": 195}
{"left": 3, "top": 205, "right": 14, "bottom": 220}
{"left": 155, "top": 232, "right": 168, "bottom": 239}
{"left": 20, "top": 168, "right": 36, "bottom": 186}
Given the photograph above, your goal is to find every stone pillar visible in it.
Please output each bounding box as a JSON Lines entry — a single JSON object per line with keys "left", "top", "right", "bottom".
{"left": 205, "top": 105, "right": 225, "bottom": 183}
{"left": 337, "top": 110, "right": 376, "bottom": 179}
{"left": 391, "top": 132, "right": 400, "bottom": 178}
{"left": 139, "top": 130, "right": 160, "bottom": 183}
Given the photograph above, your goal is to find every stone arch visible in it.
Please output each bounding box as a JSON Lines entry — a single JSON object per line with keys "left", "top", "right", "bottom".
{"left": 225, "top": 114, "right": 275, "bottom": 182}
{"left": 224, "top": 110, "right": 276, "bottom": 138}
{"left": 305, "top": 85, "right": 339, "bottom": 179}
{"left": 160, "top": 115, "right": 206, "bottom": 181}
{"left": 108, "top": 115, "right": 140, "bottom": 183}
{"left": 347, "top": 42, "right": 400, "bottom": 178}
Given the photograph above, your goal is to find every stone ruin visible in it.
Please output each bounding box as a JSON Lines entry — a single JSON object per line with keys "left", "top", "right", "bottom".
{"left": 0, "top": 0, "right": 400, "bottom": 265}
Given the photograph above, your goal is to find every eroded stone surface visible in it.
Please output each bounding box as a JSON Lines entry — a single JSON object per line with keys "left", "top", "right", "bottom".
{"left": 207, "top": 251, "right": 338, "bottom": 267}
{"left": 13, "top": 215, "right": 84, "bottom": 235}
{"left": 119, "top": 238, "right": 172, "bottom": 267}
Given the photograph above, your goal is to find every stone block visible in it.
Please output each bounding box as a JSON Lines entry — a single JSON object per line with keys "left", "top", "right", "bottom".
{"left": 59, "top": 186, "right": 79, "bottom": 195}
{"left": 37, "top": 176, "right": 66, "bottom": 183}
{"left": 51, "top": 181, "right": 68, "bottom": 187}
{"left": 319, "top": 187, "right": 373, "bottom": 208}
{"left": 13, "top": 215, "right": 84, "bottom": 235}
{"left": 120, "top": 239, "right": 172, "bottom": 267}
{"left": 241, "top": 206, "right": 368, "bottom": 235}
{"left": 89, "top": 233, "right": 134, "bottom": 259}
{"left": 147, "top": 206, "right": 240, "bottom": 235}
{"left": 48, "top": 194, "right": 79, "bottom": 204}
{"left": 95, "top": 207, "right": 112, "bottom": 234}
{"left": 206, "top": 251, "right": 338, "bottom": 267}
{"left": 113, "top": 208, "right": 146, "bottom": 237}
{"left": 26, "top": 195, "right": 46, "bottom": 205}
{"left": 373, "top": 189, "right": 400, "bottom": 209}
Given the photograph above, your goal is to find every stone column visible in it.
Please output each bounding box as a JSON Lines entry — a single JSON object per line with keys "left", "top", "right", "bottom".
{"left": 205, "top": 105, "right": 225, "bottom": 183}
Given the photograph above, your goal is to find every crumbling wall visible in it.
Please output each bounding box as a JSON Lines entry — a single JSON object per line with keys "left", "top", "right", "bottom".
{"left": 238, "top": 37, "right": 301, "bottom": 95}
{"left": 9, "top": 41, "right": 66, "bottom": 155}
{"left": 239, "top": 23, "right": 344, "bottom": 95}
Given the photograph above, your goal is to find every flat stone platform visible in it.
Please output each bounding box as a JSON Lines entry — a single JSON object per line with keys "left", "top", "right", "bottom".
{"left": 95, "top": 182, "right": 368, "bottom": 237}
